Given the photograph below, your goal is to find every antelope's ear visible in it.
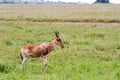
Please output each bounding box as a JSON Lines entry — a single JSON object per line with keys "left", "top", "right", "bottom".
{"left": 55, "top": 31, "right": 59, "bottom": 37}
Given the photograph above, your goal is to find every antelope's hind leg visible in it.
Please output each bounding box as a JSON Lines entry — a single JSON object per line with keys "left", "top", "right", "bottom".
{"left": 20, "top": 49, "right": 29, "bottom": 71}
{"left": 43, "top": 56, "right": 47, "bottom": 72}
{"left": 21, "top": 57, "right": 28, "bottom": 71}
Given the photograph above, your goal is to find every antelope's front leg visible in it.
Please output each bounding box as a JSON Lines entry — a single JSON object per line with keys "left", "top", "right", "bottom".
{"left": 43, "top": 56, "right": 47, "bottom": 72}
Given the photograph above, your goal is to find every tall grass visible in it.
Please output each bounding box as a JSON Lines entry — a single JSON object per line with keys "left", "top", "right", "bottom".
{"left": 0, "top": 4, "right": 120, "bottom": 80}
{"left": 0, "top": 20, "right": 120, "bottom": 80}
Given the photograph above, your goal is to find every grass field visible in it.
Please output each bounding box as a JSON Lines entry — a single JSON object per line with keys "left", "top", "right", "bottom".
{"left": 0, "top": 4, "right": 120, "bottom": 23}
{"left": 0, "top": 4, "right": 120, "bottom": 80}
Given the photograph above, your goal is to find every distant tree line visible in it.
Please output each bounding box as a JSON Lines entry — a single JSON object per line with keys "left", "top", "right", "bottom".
{"left": 95, "top": 0, "right": 109, "bottom": 3}
{"left": 0, "top": 0, "right": 80, "bottom": 4}
{"left": 0, "top": 0, "right": 109, "bottom": 4}
{"left": 0, "top": 0, "right": 45, "bottom": 4}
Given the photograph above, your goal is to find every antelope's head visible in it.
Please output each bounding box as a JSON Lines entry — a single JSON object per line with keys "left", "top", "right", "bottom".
{"left": 55, "top": 31, "right": 64, "bottom": 48}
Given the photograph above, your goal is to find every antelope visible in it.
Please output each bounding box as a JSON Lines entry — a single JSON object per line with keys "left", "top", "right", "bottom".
{"left": 20, "top": 31, "right": 64, "bottom": 71}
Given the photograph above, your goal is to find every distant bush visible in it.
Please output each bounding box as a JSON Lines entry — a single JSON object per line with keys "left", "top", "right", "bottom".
{"left": 3, "top": 39, "right": 13, "bottom": 46}
{"left": 85, "top": 32, "right": 105, "bottom": 39}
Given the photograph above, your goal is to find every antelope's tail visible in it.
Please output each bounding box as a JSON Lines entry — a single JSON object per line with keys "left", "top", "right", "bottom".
{"left": 20, "top": 49, "right": 23, "bottom": 61}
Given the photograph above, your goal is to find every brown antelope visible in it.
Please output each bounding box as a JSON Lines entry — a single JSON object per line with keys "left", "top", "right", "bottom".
{"left": 20, "top": 31, "right": 64, "bottom": 71}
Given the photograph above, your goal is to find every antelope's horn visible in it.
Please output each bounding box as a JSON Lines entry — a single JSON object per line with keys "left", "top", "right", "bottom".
{"left": 55, "top": 31, "right": 59, "bottom": 37}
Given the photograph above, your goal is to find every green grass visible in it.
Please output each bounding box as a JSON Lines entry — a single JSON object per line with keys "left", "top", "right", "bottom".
{"left": 0, "top": 4, "right": 120, "bottom": 80}
{"left": 0, "top": 20, "right": 120, "bottom": 80}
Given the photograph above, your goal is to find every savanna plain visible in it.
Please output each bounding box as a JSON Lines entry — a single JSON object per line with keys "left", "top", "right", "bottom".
{"left": 0, "top": 4, "right": 120, "bottom": 80}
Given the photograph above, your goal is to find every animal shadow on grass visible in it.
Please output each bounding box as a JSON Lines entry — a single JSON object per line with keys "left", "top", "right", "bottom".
{"left": 0, "top": 63, "right": 16, "bottom": 74}
{"left": 0, "top": 64, "right": 10, "bottom": 73}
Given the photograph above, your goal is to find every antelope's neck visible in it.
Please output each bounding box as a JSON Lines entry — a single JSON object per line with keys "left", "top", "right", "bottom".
{"left": 47, "top": 39, "right": 57, "bottom": 52}
{"left": 50, "top": 39, "right": 57, "bottom": 48}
